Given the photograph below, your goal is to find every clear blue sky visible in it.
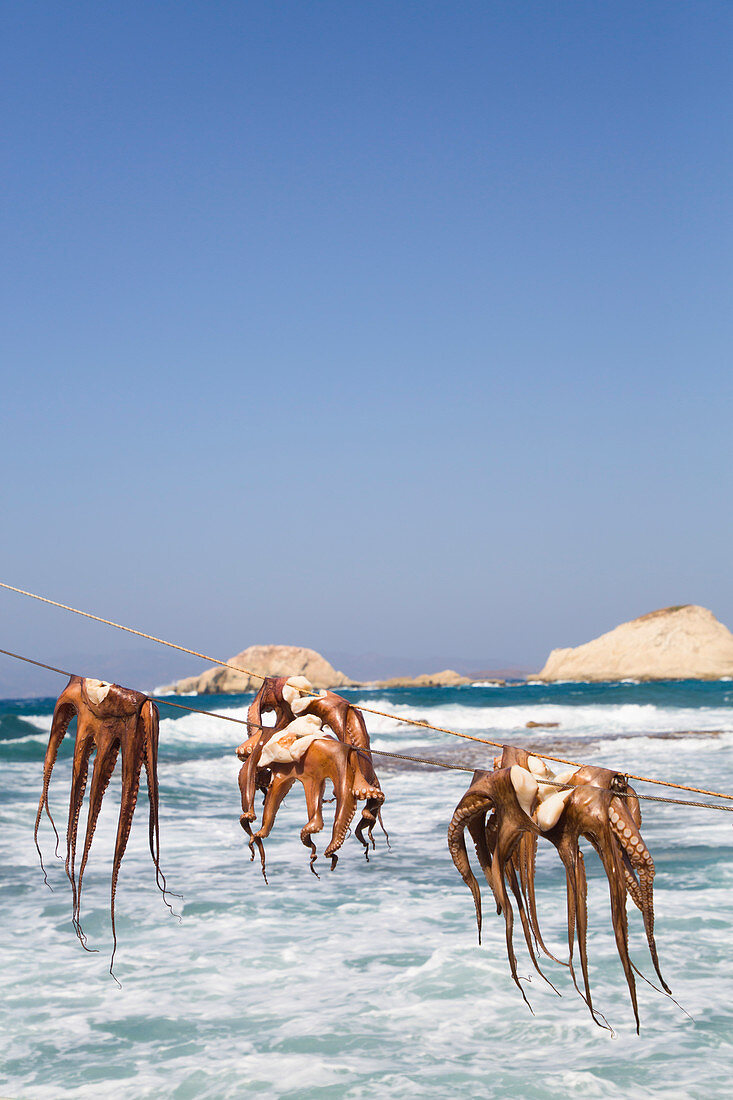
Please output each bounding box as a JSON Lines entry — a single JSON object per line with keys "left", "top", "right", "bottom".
{"left": 1, "top": 1, "right": 731, "bottom": 695}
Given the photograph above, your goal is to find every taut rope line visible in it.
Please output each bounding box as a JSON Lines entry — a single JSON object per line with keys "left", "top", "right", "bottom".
{"left": 1, "top": 644, "right": 732, "bottom": 814}
{"left": 2, "top": 580, "right": 732, "bottom": 803}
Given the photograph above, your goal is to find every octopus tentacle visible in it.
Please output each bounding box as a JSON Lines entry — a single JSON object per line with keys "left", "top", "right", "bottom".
{"left": 108, "top": 720, "right": 145, "bottom": 978}
{"left": 239, "top": 678, "right": 294, "bottom": 823}
{"left": 249, "top": 772, "right": 296, "bottom": 881}
{"left": 515, "top": 831, "right": 567, "bottom": 968}
{"left": 567, "top": 843, "right": 610, "bottom": 1030}
{"left": 298, "top": 693, "right": 386, "bottom": 847}
{"left": 140, "top": 701, "right": 177, "bottom": 915}
{"left": 65, "top": 723, "right": 96, "bottom": 944}
{"left": 491, "top": 828, "right": 534, "bottom": 1011}
{"left": 74, "top": 731, "right": 120, "bottom": 942}
{"left": 608, "top": 800, "right": 670, "bottom": 994}
{"left": 596, "top": 834, "right": 640, "bottom": 1033}
{"left": 34, "top": 691, "right": 78, "bottom": 880}
{"left": 448, "top": 784, "right": 495, "bottom": 943}
{"left": 375, "top": 808, "right": 391, "bottom": 849}
{"left": 299, "top": 777, "right": 326, "bottom": 877}
{"left": 621, "top": 855, "right": 645, "bottom": 912}
{"left": 504, "top": 858, "right": 561, "bottom": 995}
{"left": 324, "top": 758, "right": 357, "bottom": 863}
{"left": 496, "top": 746, "right": 563, "bottom": 965}
{"left": 240, "top": 815, "right": 268, "bottom": 883}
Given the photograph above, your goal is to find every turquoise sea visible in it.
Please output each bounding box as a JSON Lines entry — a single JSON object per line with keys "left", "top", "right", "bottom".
{"left": 2, "top": 679, "right": 733, "bottom": 1098}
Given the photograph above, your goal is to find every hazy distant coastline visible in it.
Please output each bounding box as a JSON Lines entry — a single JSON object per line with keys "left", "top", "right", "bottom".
{"left": 159, "top": 605, "right": 733, "bottom": 695}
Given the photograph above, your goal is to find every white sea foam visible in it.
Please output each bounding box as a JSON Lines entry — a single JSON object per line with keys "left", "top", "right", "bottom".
{"left": 3, "top": 686, "right": 733, "bottom": 1098}
{"left": 20, "top": 713, "right": 54, "bottom": 731}
{"left": 154, "top": 687, "right": 199, "bottom": 696}
{"left": 352, "top": 698, "right": 733, "bottom": 739}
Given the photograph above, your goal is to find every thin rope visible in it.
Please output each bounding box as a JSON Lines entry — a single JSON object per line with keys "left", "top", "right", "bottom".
{"left": 368, "top": 750, "right": 733, "bottom": 812}
{"left": 151, "top": 696, "right": 254, "bottom": 727}
{"left": 0, "top": 648, "right": 72, "bottom": 679}
{"left": 1, "top": 580, "right": 732, "bottom": 802}
{"left": 2, "top": 644, "right": 732, "bottom": 815}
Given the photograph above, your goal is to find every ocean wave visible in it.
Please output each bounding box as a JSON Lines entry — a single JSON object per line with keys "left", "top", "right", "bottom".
{"left": 153, "top": 687, "right": 199, "bottom": 696}
{"left": 3, "top": 681, "right": 733, "bottom": 1097}
{"left": 351, "top": 699, "right": 733, "bottom": 739}
{"left": 0, "top": 712, "right": 51, "bottom": 745}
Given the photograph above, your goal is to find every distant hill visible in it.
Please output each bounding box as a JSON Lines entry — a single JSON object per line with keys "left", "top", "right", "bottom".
{"left": 160, "top": 644, "right": 353, "bottom": 694}
{"left": 538, "top": 605, "right": 733, "bottom": 682}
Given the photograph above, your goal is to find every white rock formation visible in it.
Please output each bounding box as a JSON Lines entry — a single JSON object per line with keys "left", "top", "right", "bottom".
{"left": 375, "top": 669, "right": 471, "bottom": 688}
{"left": 538, "top": 605, "right": 733, "bottom": 682}
{"left": 160, "top": 645, "right": 353, "bottom": 695}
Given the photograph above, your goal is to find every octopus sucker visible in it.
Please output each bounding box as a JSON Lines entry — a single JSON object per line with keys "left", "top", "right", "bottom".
{"left": 36, "top": 675, "right": 171, "bottom": 972}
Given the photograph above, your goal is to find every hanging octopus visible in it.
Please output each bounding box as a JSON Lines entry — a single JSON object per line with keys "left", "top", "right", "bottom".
{"left": 489, "top": 746, "right": 571, "bottom": 982}
{"left": 236, "top": 677, "right": 383, "bottom": 877}
{"left": 292, "top": 689, "right": 386, "bottom": 854}
{"left": 34, "top": 674, "right": 170, "bottom": 973}
{"left": 236, "top": 675, "right": 298, "bottom": 828}
{"left": 447, "top": 757, "right": 561, "bottom": 1007}
{"left": 448, "top": 746, "right": 668, "bottom": 1028}
{"left": 540, "top": 764, "right": 669, "bottom": 1032}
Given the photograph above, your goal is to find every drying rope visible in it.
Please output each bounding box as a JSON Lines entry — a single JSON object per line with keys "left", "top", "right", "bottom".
{"left": 1, "top": 645, "right": 731, "bottom": 815}
{"left": 2, "top": 580, "right": 732, "bottom": 803}
{"left": 0, "top": 647, "right": 285, "bottom": 735}
{"left": 367, "top": 750, "right": 733, "bottom": 812}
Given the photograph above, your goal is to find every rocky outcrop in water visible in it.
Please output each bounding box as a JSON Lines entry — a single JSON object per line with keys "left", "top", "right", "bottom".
{"left": 538, "top": 605, "right": 733, "bottom": 682}
{"left": 374, "top": 669, "right": 472, "bottom": 688}
{"left": 160, "top": 645, "right": 353, "bottom": 695}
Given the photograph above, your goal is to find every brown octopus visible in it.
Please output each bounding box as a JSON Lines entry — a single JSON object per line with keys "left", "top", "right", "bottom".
{"left": 448, "top": 746, "right": 668, "bottom": 1030}
{"left": 447, "top": 757, "right": 550, "bottom": 1008}
{"left": 236, "top": 678, "right": 384, "bottom": 876}
{"left": 35, "top": 675, "right": 170, "bottom": 974}
{"left": 542, "top": 764, "right": 669, "bottom": 1031}
{"left": 296, "top": 690, "right": 386, "bottom": 854}
{"left": 237, "top": 675, "right": 296, "bottom": 827}
{"left": 240, "top": 734, "right": 368, "bottom": 876}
